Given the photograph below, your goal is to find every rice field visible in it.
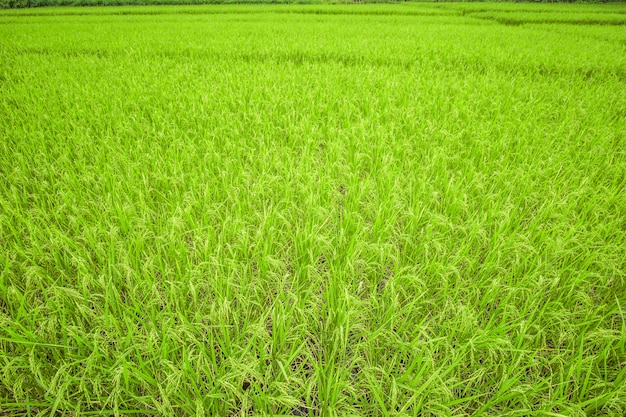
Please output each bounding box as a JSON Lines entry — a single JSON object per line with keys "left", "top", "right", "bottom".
{"left": 0, "top": 3, "right": 625, "bottom": 416}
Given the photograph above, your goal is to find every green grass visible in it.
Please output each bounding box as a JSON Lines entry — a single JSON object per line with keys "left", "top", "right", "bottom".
{"left": 1, "top": 3, "right": 625, "bottom": 416}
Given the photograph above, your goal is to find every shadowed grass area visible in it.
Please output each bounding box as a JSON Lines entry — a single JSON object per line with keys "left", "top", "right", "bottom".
{"left": 1, "top": 3, "right": 625, "bottom": 417}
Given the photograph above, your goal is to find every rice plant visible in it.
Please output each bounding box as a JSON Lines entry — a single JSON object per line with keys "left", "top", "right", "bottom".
{"left": 0, "top": 3, "right": 625, "bottom": 416}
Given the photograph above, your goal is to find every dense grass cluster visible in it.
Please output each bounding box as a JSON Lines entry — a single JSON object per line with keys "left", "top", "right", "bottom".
{"left": 1, "top": 3, "right": 626, "bottom": 416}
